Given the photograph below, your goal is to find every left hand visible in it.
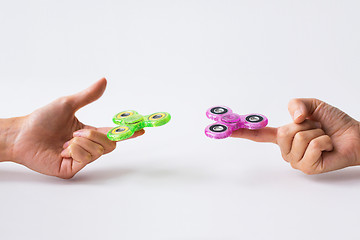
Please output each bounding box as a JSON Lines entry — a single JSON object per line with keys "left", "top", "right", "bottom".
{"left": 231, "top": 98, "right": 360, "bottom": 174}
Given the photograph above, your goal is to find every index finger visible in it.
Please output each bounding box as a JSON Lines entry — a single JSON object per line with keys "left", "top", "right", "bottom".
{"left": 230, "top": 127, "right": 278, "bottom": 144}
{"left": 96, "top": 127, "right": 146, "bottom": 140}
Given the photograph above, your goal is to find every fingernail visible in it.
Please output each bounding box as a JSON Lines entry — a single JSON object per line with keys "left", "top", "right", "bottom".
{"left": 293, "top": 110, "right": 302, "bottom": 120}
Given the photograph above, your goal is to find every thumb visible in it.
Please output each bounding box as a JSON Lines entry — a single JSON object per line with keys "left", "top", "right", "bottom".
{"left": 287, "top": 98, "right": 355, "bottom": 136}
{"left": 68, "top": 78, "right": 107, "bottom": 112}
{"left": 288, "top": 98, "right": 325, "bottom": 124}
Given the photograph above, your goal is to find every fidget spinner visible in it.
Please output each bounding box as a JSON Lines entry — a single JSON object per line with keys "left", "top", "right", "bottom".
{"left": 205, "top": 106, "right": 268, "bottom": 139}
{"left": 107, "top": 110, "right": 171, "bottom": 141}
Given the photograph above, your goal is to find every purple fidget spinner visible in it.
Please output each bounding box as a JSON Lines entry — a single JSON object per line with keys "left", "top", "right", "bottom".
{"left": 205, "top": 106, "right": 268, "bottom": 139}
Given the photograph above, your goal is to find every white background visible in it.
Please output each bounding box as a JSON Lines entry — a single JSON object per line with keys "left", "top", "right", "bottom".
{"left": 0, "top": 0, "right": 360, "bottom": 239}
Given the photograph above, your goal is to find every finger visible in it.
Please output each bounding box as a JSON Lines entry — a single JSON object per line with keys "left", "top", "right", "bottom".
{"left": 61, "top": 143, "right": 92, "bottom": 165}
{"left": 71, "top": 128, "right": 116, "bottom": 154}
{"left": 70, "top": 128, "right": 145, "bottom": 152}
{"left": 87, "top": 127, "right": 145, "bottom": 141}
{"left": 59, "top": 156, "right": 88, "bottom": 179}
{"left": 63, "top": 128, "right": 145, "bottom": 151}
{"left": 297, "top": 135, "right": 333, "bottom": 174}
{"left": 277, "top": 120, "right": 321, "bottom": 159}
{"left": 129, "top": 129, "right": 146, "bottom": 139}
{"left": 67, "top": 78, "right": 107, "bottom": 112}
{"left": 288, "top": 128, "right": 325, "bottom": 163}
{"left": 95, "top": 127, "right": 145, "bottom": 138}
{"left": 59, "top": 158, "right": 77, "bottom": 179}
{"left": 231, "top": 127, "right": 277, "bottom": 144}
{"left": 95, "top": 127, "right": 145, "bottom": 139}
{"left": 61, "top": 137, "right": 105, "bottom": 161}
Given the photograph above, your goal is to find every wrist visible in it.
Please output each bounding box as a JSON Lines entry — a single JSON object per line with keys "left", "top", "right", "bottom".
{"left": 0, "top": 117, "right": 24, "bottom": 162}
{"left": 357, "top": 121, "right": 360, "bottom": 166}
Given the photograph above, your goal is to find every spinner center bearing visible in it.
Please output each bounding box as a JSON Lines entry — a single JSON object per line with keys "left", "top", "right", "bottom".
{"left": 221, "top": 113, "right": 241, "bottom": 123}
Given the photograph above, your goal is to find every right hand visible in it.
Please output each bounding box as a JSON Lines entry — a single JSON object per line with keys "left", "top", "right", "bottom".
{"left": 9, "top": 78, "right": 145, "bottom": 179}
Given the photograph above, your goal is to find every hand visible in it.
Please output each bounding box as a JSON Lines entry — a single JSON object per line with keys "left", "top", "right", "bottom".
{"left": 5, "top": 78, "right": 144, "bottom": 179}
{"left": 231, "top": 98, "right": 360, "bottom": 174}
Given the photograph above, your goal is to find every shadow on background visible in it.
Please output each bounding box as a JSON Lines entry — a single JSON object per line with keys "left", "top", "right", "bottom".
{"left": 0, "top": 163, "right": 211, "bottom": 186}
{"left": 0, "top": 169, "right": 60, "bottom": 184}
{"left": 306, "top": 167, "right": 360, "bottom": 185}
{"left": 71, "top": 165, "right": 211, "bottom": 185}
{"left": 1, "top": 162, "right": 360, "bottom": 186}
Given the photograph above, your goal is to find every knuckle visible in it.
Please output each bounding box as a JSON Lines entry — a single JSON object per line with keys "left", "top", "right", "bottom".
{"left": 72, "top": 137, "right": 80, "bottom": 145}
{"left": 69, "top": 143, "right": 77, "bottom": 152}
{"left": 324, "top": 135, "right": 332, "bottom": 143}
{"left": 110, "top": 142, "right": 117, "bottom": 151}
{"left": 277, "top": 127, "right": 289, "bottom": 139}
{"left": 283, "top": 157, "right": 290, "bottom": 163}
{"left": 97, "top": 145, "right": 105, "bottom": 155}
{"left": 87, "top": 130, "right": 97, "bottom": 139}
{"left": 288, "top": 98, "right": 301, "bottom": 109}
{"left": 312, "top": 99, "right": 327, "bottom": 112}
{"left": 301, "top": 167, "right": 316, "bottom": 175}
{"left": 106, "top": 142, "right": 117, "bottom": 153}
{"left": 86, "top": 152, "right": 92, "bottom": 161}
{"left": 281, "top": 153, "right": 289, "bottom": 162}
{"left": 299, "top": 162, "right": 323, "bottom": 175}
{"left": 317, "top": 128, "right": 325, "bottom": 135}
{"left": 309, "top": 139, "right": 321, "bottom": 149}
{"left": 283, "top": 151, "right": 292, "bottom": 162}
{"left": 58, "top": 172, "right": 75, "bottom": 179}
{"left": 57, "top": 97, "right": 74, "bottom": 111}
{"left": 294, "top": 131, "right": 307, "bottom": 142}
{"left": 290, "top": 161, "right": 298, "bottom": 170}
{"left": 311, "top": 98, "right": 322, "bottom": 105}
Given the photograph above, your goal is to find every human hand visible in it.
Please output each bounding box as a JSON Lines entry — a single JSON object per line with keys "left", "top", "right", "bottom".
{"left": 231, "top": 98, "right": 360, "bottom": 174}
{"left": 4, "top": 78, "right": 144, "bottom": 178}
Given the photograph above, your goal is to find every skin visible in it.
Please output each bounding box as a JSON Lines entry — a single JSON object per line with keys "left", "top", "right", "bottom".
{"left": 0, "top": 78, "right": 145, "bottom": 179}
{"left": 231, "top": 98, "right": 360, "bottom": 174}
{"left": 1, "top": 82, "right": 358, "bottom": 177}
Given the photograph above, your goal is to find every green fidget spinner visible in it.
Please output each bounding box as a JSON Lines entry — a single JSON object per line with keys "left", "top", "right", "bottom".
{"left": 107, "top": 110, "right": 171, "bottom": 141}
